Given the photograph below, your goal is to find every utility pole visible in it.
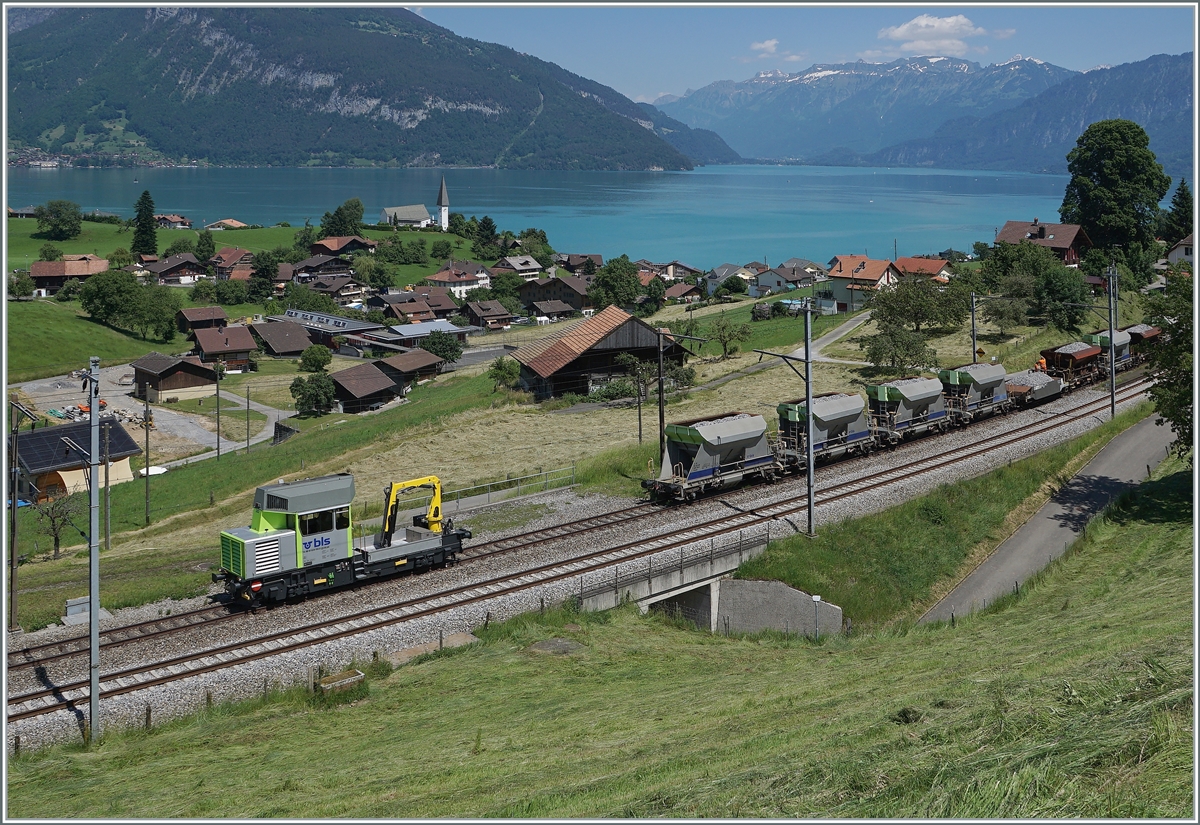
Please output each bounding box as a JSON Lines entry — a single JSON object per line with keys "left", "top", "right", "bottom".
{"left": 1107, "top": 261, "right": 1118, "bottom": 421}
{"left": 8, "top": 398, "right": 36, "bottom": 633}
{"left": 970, "top": 291, "right": 977, "bottom": 364}
{"left": 246, "top": 386, "right": 251, "bottom": 455}
{"left": 144, "top": 394, "right": 151, "bottom": 526}
{"left": 103, "top": 420, "right": 111, "bottom": 553}
{"left": 655, "top": 330, "right": 707, "bottom": 468}
{"left": 78, "top": 356, "right": 102, "bottom": 742}
{"left": 754, "top": 302, "right": 818, "bottom": 537}
{"left": 215, "top": 360, "right": 222, "bottom": 461}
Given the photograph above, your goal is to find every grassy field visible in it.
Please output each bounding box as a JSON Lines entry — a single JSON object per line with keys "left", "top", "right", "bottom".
{"left": 5, "top": 299, "right": 194, "bottom": 381}
{"left": 6, "top": 449, "right": 1190, "bottom": 817}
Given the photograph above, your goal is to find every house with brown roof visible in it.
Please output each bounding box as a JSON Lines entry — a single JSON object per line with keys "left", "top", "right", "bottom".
{"left": 530, "top": 300, "right": 577, "bottom": 319}
{"left": 292, "top": 254, "right": 351, "bottom": 283}
{"left": 465, "top": 300, "right": 513, "bottom": 329}
{"left": 205, "top": 218, "right": 248, "bottom": 230}
{"left": 428, "top": 260, "right": 493, "bottom": 299}
{"left": 557, "top": 253, "right": 604, "bottom": 274}
{"left": 192, "top": 325, "right": 259, "bottom": 371}
{"left": 210, "top": 247, "right": 254, "bottom": 279}
{"left": 510, "top": 306, "right": 687, "bottom": 399}
{"left": 518, "top": 275, "right": 590, "bottom": 313}
{"left": 310, "top": 236, "right": 379, "bottom": 257}
{"left": 994, "top": 218, "right": 1092, "bottom": 266}
{"left": 250, "top": 320, "right": 314, "bottom": 356}
{"left": 894, "top": 256, "right": 953, "bottom": 283}
{"left": 309, "top": 275, "right": 367, "bottom": 307}
{"left": 825, "top": 256, "right": 902, "bottom": 311}
{"left": 329, "top": 362, "right": 402, "bottom": 413}
{"left": 155, "top": 213, "right": 192, "bottom": 229}
{"left": 375, "top": 349, "right": 445, "bottom": 384}
{"left": 664, "top": 282, "right": 702, "bottom": 303}
{"left": 131, "top": 351, "right": 217, "bottom": 402}
{"left": 404, "top": 286, "right": 459, "bottom": 318}
{"left": 29, "top": 254, "right": 109, "bottom": 295}
{"left": 177, "top": 306, "right": 229, "bottom": 334}
{"left": 491, "top": 255, "right": 543, "bottom": 279}
{"left": 146, "top": 253, "right": 206, "bottom": 286}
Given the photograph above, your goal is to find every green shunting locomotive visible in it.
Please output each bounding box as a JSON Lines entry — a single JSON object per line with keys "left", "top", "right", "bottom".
{"left": 213, "top": 473, "right": 471, "bottom": 605}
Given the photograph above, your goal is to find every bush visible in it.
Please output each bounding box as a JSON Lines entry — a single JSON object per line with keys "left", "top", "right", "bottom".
{"left": 588, "top": 379, "right": 637, "bottom": 402}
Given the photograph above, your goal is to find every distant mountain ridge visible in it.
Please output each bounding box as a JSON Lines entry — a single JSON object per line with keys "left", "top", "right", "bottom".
{"left": 656, "top": 55, "right": 1081, "bottom": 160}
{"left": 855, "top": 52, "right": 1193, "bottom": 183}
{"left": 6, "top": 7, "right": 739, "bottom": 169}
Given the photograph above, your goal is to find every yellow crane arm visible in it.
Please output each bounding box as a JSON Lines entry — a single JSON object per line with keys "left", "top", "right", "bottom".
{"left": 379, "top": 476, "right": 443, "bottom": 547}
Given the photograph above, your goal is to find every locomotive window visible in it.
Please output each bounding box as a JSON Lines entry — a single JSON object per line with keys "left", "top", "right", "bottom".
{"left": 299, "top": 510, "right": 334, "bottom": 535}
{"left": 334, "top": 507, "right": 350, "bottom": 530}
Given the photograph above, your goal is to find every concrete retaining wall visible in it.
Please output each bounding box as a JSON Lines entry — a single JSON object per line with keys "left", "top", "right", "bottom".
{"left": 715, "top": 579, "right": 842, "bottom": 637}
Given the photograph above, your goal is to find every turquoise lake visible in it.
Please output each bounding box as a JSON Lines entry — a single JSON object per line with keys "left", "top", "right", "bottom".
{"left": 6, "top": 165, "right": 1070, "bottom": 269}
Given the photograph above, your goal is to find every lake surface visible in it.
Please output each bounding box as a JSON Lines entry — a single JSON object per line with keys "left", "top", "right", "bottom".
{"left": 6, "top": 165, "right": 1070, "bottom": 269}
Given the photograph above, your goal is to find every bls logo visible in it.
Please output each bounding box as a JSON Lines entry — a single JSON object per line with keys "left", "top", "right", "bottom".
{"left": 303, "top": 536, "right": 332, "bottom": 551}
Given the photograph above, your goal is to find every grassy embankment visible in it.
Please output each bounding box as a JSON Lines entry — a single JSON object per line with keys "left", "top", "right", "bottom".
{"left": 5, "top": 218, "right": 474, "bottom": 382}
{"left": 6, "top": 430, "right": 1190, "bottom": 818}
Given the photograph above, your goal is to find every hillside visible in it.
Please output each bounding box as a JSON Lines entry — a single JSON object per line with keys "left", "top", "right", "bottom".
{"left": 656, "top": 55, "right": 1079, "bottom": 160}
{"left": 6, "top": 453, "right": 1191, "bottom": 817}
{"left": 857, "top": 52, "right": 1193, "bottom": 183}
{"left": 4, "top": 7, "right": 735, "bottom": 170}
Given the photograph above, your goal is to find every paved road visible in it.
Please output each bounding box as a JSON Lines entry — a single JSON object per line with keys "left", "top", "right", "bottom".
{"left": 787, "top": 309, "right": 873, "bottom": 365}
{"left": 919, "top": 414, "right": 1175, "bottom": 624}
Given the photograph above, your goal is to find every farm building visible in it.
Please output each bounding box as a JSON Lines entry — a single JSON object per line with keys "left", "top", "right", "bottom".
{"left": 330, "top": 362, "right": 402, "bottom": 413}
{"left": 251, "top": 320, "right": 314, "bottom": 357}
{"left": 192, "top": 325, "right": 259, "bottom": 371}
{"left": 375, "top": 349, "right": 445, "bottom": 384}
{"left": 177, "top": 306, "right": 229, "bottom": 334}
{"left": 530, "top": 300, "right": 577, "bottom": 319}
{"left": 994, "top": 219, "right": 1092, "bottom": 266}
{"left": 465, "top": 300, "right": 513, "bottom": 329}
{"left": 29, "top": 254, "right": 108, "bottom": 296}
{"left": 510, "top": 305, "right": 688, "bottom": 399}
{"left": 131, "top": 352, "right": 218, "bottom": 402}
{"left": 264, "top": 309, "right": 384, "bottom": 349}
{"left": 16, "top": 419, "right": 143, "bottom": 502}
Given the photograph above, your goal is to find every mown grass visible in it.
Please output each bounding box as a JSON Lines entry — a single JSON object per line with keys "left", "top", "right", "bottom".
{"left": 737, "top": 402, "right": 1154, "bottom": 628}
{"left": 6, "top": 300, "right": 191, "bottom": 382}
{"left": 6, "top": 454, "right": 1190, "bottom": 818}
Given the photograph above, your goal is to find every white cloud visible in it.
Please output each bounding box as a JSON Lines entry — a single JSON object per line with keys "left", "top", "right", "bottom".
{"left": 993, "top": 28, "right": 1016, "bottom": 40}
{"left": 875, "top": 14, "right": 987, "bottom": 57}
{"left": 783, "top": 54, "right": 806, "bottom": 62}
{"left": 751, "top": 38, "right": 779, "bottom": 54}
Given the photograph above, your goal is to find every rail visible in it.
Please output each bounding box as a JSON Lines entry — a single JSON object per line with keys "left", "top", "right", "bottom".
{"left": 401, "top": 465, "right": 577, "bottom": 513}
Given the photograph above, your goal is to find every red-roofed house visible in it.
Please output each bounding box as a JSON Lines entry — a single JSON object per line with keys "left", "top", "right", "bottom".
{"left": 994, "top": 218, "right": 1092, "bottom": 266}
{"left": 155, "top": 214, "right": 192, "bottom": 229}
{"left": 192, "top": 325, "right": 258, "bottom": 371}
{"left": 210, "top": 247, "right": 254, "bottom": 279}
{"left": 894, "top": 256, "right": 953, "bottom": 283}
{"left": 825, "top": 256, "right": 902, "bottom": 311}
{"left": 665, "top": 282, "right": 702, "bottom": 303}
{"left": 29, "top": 254, "right": 108, "bottom": 295}
{"left": 428, "top": 260, "right": 492, "bottom": 299}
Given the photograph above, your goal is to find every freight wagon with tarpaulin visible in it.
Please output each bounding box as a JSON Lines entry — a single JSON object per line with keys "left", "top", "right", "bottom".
{"left": 865, "top": 377, "right": 949, "bottom": 445}
{"left": 775, "top": 392, "right": 873, "bottom": 469}
{"left": 937, "top": 362, "right": 1012, "bottom": 425}
{"left": 642, "top": 412, "right": 782, "bottom": 502}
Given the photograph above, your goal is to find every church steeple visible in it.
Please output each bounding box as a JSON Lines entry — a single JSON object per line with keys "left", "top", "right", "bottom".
{"left": 436, "top": 175, "right": 449, "bottom": 231}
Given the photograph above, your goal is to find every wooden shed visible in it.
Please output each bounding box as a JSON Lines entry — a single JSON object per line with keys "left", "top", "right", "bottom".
{"left": 131, "top": 352, "right": 217, "bottom": 402}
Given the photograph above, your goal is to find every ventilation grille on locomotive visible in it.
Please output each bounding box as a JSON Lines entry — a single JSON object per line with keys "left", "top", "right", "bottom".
{"left": 254, "top": 538, "right": 282, "bottom": 575}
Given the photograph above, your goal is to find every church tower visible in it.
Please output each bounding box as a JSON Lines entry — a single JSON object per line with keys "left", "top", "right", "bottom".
{"left": 437, "top": 175, "right": 449, "bottom": 232}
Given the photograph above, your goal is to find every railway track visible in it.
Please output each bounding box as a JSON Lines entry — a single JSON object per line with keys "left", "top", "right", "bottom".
{"left": 7, "top": 380, "right": 1147, "bottom": 724}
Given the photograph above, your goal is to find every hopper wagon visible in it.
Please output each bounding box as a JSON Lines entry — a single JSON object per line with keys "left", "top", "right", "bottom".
{"left": 1004, "top": 370, "right": 1064, "bottom": 407}
{"left": 1083, "top": 328, "right": 1133, "bottom": 372}
{"left": 1122, "top": 324, "right": 1162, "bottom": 364}
{"left": 866, "top": 377, "right": 948, "bottom": 444}
{"left": 776, "top": 392, "right": 872, "bottom": 468}
{"left": 214, "top": 473, "right": 470, "bottom": 605}
{"left": 643, "top": 412, "right": 781, "bottom": 501}
{"left": 938, "top": 362, "right": 1011, "bottom": 424}
{"left": 1040, "top": 341, "right": 1102, "bottom": 388}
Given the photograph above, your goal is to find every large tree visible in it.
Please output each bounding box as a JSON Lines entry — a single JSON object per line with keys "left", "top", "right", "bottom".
{"left": 1142, "top": 264, "right": 1193, "bottom": 462}
{"left": 869, "top": 278, "right": 945, "bottom": 334}
{"left": 859, "top": 320, "right": 939, "bottom": 373}
{"left": 706, "top": 312, "right": 751, "bottom": 359}
{"left": 290, "top": 373, "right": 336, "bottom": 414}
{"left": 34, "top": 200, "right": 82, "bottom": 241}
{"left": 1162, "top": 177, "right": 1194, "bottom": 245}
{"left": 319, "top": 198, "right": 365, "bottom": 238}
{"left": 586, "top": 254, "right": 641, "bottom": 310}
{"left": 79, "top": 269, "right": 139, "bottom": 326}
{"left": 129, "top": 283, "right": 182, "bottom": 342}
{"left": 419, "top": 330, "right": 463, "bottom": 364}
{"left": 1059, "top": 119, "right": 1170, "bottom": 252}
{"left": 131, "top": 190, "right": 158, "bottom": 256}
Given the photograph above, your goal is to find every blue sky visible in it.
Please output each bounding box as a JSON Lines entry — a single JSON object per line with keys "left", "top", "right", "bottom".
{"left": 414, "top": 4, "right": 1197, "bottom": 103}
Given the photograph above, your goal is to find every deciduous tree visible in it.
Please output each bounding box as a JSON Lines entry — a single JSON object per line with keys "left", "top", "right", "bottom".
{"left": 34, "top": 200, "right": 82, "bottom": 240}
{"left": 320, "top": 198, "right": 365, "bottom": 238}
{"left": 37, "top": 243, "right": 63, "bottom": 262}
{"left": 80, "top": 269, "right": 139, "bottom": 326}
{"left": 164, "top": 236, "right": 196, "bottom": 257}
{"left": 587, "top": 254, "right": 641, "bottom": 310}
{"left": 419, "top": 330, "right": 463, "bottom": 364}
{"left": 859, "top": 321, "right": 939, "bottom": 373}
{"left": 299, "top": 344, "right": 333, "bottom": 372}
{"left": 486, "top": 356, "right": 521, "bottom": 391}
{"left": 8, "top": 272, "right": 34, "bottom": 299}
{"left": 706, "top": 312, "right": 751, "bottom": 359}
{"left": 1142, "top": 263, "right": 1193, "bottom": 462}
{"left": 32, "top": 492, "right": 85, "bottom": 559}
{"left": 1059, "top": 119, "right": 1171, "bottom": 252}
{"left": 290, "top": 373, "right": 336, "bottom": 414}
